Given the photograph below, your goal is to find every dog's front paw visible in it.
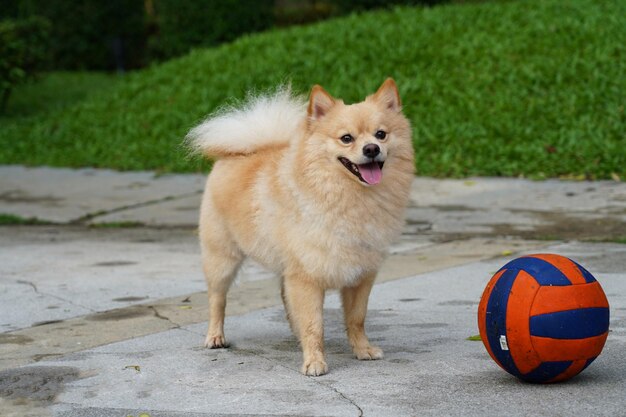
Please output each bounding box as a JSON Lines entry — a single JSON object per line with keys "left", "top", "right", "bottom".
{"left": 302, "top": 359, "right": 328, "bottom": 376}
{"left": 354, "top": 345, "right": 384, "bottom": 360}
{"left": 205, "top": 334, "right": 229, "bottom": 349}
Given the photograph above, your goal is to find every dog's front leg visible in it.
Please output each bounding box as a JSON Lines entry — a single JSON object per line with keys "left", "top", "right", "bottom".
{"left": 283, "top": 270, "right": 327, "bottom": 376}
{"left": 341, "top": 273, "right": 384, "bottom": 360}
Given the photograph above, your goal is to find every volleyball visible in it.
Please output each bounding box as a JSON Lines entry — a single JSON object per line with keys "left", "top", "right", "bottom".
{"left": 478, "top": 254, "right": 609, "bottom": 383}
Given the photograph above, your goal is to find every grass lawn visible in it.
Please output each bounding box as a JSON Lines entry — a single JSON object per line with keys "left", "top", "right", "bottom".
{"left": 1, "top": 72, "right": 120, "bottom": 119}
{"left": 0, "top": 0, "right": 624, "bottom": 178}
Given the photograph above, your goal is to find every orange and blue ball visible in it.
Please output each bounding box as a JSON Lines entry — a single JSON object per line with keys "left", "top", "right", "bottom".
{"left": 478, "top": 254, "right": 609, "bottom": 383}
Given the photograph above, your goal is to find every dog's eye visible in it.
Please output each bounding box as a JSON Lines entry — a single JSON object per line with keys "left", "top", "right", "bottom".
{"left": 340, "top": 134, "right": 354, "bottom": 144}
{"left": 375, "top": 130, "right": 387, "bottom": 140}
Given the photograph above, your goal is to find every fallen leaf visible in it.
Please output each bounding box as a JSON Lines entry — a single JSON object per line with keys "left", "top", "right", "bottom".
{"left": 466, "top": 335, "right": 482, "bottom": 341}
{"left": 501, "top": 250, "right": 512, "bottom": 256}
{"left": 178, "top": 305, "right": 192, "bottom": 310}
{"left": 611, "top": 172, "right": 621, "bottom": 182}
{"left": 124, "top": 365, "right": 141, "bottom": 372}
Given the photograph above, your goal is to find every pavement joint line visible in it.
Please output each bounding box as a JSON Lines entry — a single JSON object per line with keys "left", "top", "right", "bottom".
{"left": 149, "top": 305, "right": 181, "bottom": 329}
{"left": 325, "top": 384, "right": 364, "bottom": 417}
{"left": 234, "top": 344, "right": 365, "bottom": 416}
{"left": 69, "top": 190, "right": 203, "bottom": 224}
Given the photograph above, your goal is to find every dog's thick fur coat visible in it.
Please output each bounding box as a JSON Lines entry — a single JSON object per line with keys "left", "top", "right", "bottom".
{"left": 187, "top": 79, "right": 415, "bottom": 376}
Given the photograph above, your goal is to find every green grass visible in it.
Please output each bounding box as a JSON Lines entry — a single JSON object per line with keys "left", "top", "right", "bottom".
{"left": 1, "top": 72, "right": 120, "bottom": 120}
{"left": 0, "top": 213, "right": 53, "bottom": 225}
{"left": 0, "top": 0, "right": 624, "bottom": 177}
{"left": 586, "top": 236, "right": 626, "bottom": 244}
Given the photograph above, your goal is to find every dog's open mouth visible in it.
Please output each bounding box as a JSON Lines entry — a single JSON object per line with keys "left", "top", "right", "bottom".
{"left": 338, "top": 157, "right": 384, "bottom": 185}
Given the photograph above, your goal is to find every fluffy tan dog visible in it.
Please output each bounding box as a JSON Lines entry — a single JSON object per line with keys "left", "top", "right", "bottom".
{"left": 187, "top": 79, "right": 414, "bottom": 376}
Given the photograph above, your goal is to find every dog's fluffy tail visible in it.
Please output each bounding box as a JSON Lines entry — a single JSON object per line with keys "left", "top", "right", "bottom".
{"left": 186, "top": 87, "right": 306, "bottom": 158}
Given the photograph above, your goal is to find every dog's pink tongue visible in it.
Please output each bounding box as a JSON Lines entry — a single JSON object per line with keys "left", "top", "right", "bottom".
{"left": 359, "top": 162, "right": 382, "bottom": 185}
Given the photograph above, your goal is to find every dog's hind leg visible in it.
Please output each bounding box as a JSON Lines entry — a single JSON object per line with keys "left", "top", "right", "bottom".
{"left": 199, "top": 207, "right": 243, "bottom": 349}
{"left": 202, "top": 248, "right": 242, "bottom": 348}
{"left": 341, "top": 273, "right": 384, "bottom": 360}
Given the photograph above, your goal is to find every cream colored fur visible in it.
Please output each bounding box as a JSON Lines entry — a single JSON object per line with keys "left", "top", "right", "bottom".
{"left": 186, "top": 87, "right": 306, "bottom": 157}
{"left": 191, "top": 79, "right": 415, "bottom": 376}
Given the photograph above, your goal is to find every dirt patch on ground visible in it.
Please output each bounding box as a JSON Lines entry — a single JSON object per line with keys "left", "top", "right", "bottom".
{"left": 490, "top": 210, "right": 626, "bottom": 241}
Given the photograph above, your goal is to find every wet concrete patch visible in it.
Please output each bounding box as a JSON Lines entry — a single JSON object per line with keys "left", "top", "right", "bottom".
{"left": 86, "top": 306, "right": 150, "bottom": 321}
{"left": 33, "top": 319, "right": 64, "bottom": 327}
{"left": 270, "top": 339, "right": 299, "bottom": 352}
{"left": 0, "top": 190, "right": 63, "bottom": 205}
{"left": 112, "top": 296, "right": 148, "bottom": 302}
{"left": 32, "top": 354, "right": 63, "bottom": 362}
{"left": 492, "top": 210, "right": 626, "bottom": 241}
{"left": 91, "top": 261, "right": 138, "bottom": 267}
{"left": 0, "top": 334, "right": 33, "bottom": 345}
{"left": 388, "top": 358, "right": 413, "bottom": 364}
{"left": 0, "top": 366, "right": 80, "bottom": 404}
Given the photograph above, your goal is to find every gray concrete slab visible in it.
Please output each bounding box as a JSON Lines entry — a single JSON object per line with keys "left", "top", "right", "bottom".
{"left": 3, "top": 166, "right": 624, "bottom": 237}
{"left": 0, "top": 227, "right": 204, "bottom": 331}
{"left": 89, "top": 194, "right": 203, "bottom": 227}
{"left": 1, "top": 242, "right": 623, "bottom": 417}
{"left": 407, "top": 177, "right": 626, "bottom": 239}
{"left": 0, "top": 226, "right": 287, "bottom": 331}
{"left": 0, "top": 221, "right": 539, "bottom": 334}
{"left": 0, "top": 165, "right": 205, "bottom": 223}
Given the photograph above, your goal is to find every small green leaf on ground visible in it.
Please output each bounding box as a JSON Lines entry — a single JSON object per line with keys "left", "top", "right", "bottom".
{"left": 123, "top": 365, "right": 141, "bottom": 372}
{"left": 467, "top": 335, "right": 482, "bottom": 341}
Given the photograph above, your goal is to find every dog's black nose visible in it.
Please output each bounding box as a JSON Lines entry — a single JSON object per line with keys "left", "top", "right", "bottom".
{"left": 363, "top": 144, "right": 380, "bottom": 158}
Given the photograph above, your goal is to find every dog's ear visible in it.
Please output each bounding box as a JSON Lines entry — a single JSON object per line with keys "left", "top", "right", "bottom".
{"left": 308, "top": 85, "right": 335, "bottom": 120}
{"left": 373, "top": 78, "right": 401, "bottom": 112}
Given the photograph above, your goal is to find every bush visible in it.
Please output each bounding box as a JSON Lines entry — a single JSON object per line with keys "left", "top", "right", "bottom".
{"left": 0, "top": 16, "right": 50, "bottom": 112}
{"left": 4, "top": 0, "right": 146, "bottom": 71}
{"left": 335, "top": 0, "right": 448, "bottom": 12}
{"left": 3, "top": 0, "right": 275, "bottom": 69}
{"left": 149, "top": 0, "right": 274, "bottom": 60}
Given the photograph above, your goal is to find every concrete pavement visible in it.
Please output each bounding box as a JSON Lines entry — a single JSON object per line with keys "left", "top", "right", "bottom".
{"left": 0, "top": 165, "right": 625, "bottom": 416}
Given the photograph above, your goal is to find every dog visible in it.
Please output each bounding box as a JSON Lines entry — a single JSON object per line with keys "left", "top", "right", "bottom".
{"left": 186, "top": 78, "right": 414, "bottom": 376}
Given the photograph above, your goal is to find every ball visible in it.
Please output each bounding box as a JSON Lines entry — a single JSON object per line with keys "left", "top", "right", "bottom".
{"left": 478, "top": 253, "right": 609, "bottom": 383}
